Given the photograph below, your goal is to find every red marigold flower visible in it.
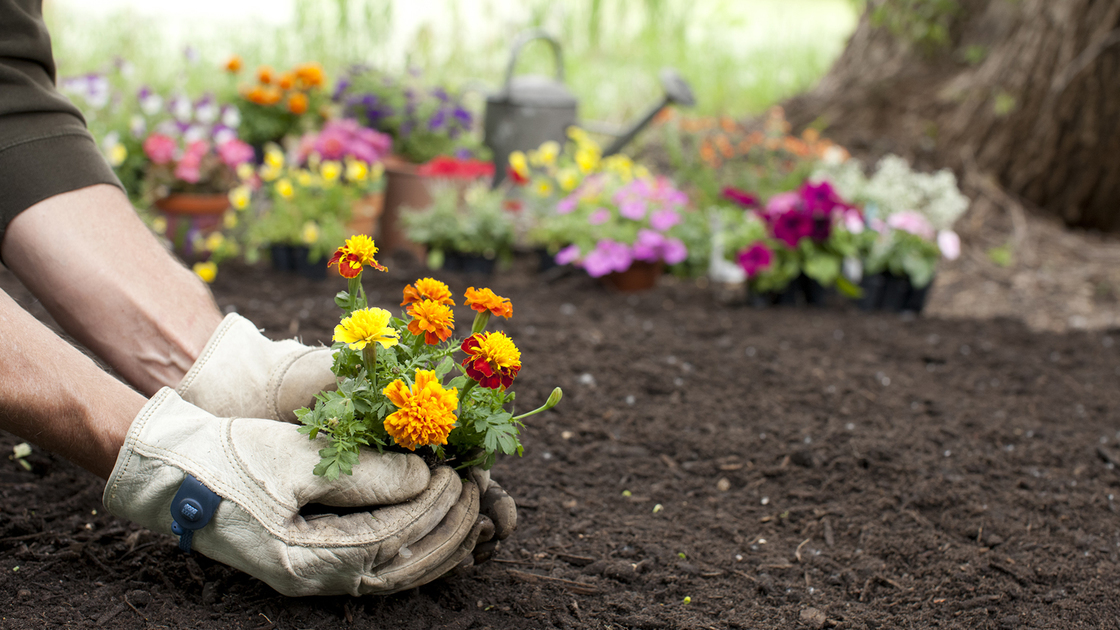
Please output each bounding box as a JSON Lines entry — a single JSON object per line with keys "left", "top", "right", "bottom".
{"left": 401, "top": 277, "right": 455, "bottom": 307}
{"left": 463, "top": 286, "right": 512, "bottom": 319}
{"left": 461, "top": 332, "right": 521, "bottom": 389}
{"left": 506, "top": 165, "right": 529, "bottom": 185}
{"left": 406, "top": 299, "right": 455, "bottom": 345}
{"left": 327, "top": 234, "right": 387, "bottom": 278}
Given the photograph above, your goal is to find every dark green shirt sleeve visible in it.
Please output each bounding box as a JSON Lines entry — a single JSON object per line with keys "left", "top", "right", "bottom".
{"left": 0, "top": 0, "right": 123, "bottom": 246}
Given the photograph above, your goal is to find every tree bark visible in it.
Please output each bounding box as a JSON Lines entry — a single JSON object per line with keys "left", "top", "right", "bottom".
{"left": 784, "top": 0, "right": 1120, "bottom": 232}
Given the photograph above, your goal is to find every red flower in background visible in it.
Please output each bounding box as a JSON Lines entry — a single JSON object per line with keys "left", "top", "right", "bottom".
{"left": 417, "top": 156, "right": 495, "bottom": 179}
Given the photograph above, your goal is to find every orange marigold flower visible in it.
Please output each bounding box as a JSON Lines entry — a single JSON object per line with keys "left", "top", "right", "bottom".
{"left": 257, "top": 65, "right": 274, "bottom": 85}
{"left": 464, "top": 287, "right": 512, "bottom": 319}
{"left": 225, "top": 55, "right": 242, "bottom": 73}
{"left": 401, "top": 277, "right": 455, "bottom": 307}
{"left": 295, "top": 62, "right": 325, "bottom": 88}
{"left": 461, "top": 332, "right": 521, "bottom": 389}
{"left": 278, "top": 72, "right": 295, "bottom": 91}
{"left": 407, "top": 299, "right": 455, "bottom": 345}
{"left": 715, "top": 134, "right": 734, "bottom": 159}
{"left": 328, "top": 234, "right": 387, "bottom": 278}
{"left": 287, "top": 92, "right": 309, "bottom": 115}
{"left": 382, "top": 370, "right": 458, "bottom": 451}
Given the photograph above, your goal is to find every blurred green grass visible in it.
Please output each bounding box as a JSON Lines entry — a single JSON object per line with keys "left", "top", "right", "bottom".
{"left": 46, "top": 0, "right": 858, "bottom": 122}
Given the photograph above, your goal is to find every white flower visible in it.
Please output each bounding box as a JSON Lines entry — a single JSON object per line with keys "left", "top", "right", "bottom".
{"left": 140, "top": 93, "right": 163, "bottom": 117}
{"left": 221, "top": 106, "right": 241, "bottom": 129}
{"left": 937, "top": 230, "right": 961, "bottom": 260}
{"left": 129, "top": 114, "right": 146, "bottom": 138}
{"left": 195, "top": 99, "right": 218, "bottom": 125}
{"left": 182, "top": 125, "right": 207, "bottom": 144}
{"left": 171, "top": 95, "right": 193, "bottom": 123}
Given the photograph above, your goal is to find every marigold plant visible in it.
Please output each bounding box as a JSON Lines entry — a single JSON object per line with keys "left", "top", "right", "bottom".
{"left": 296, "top": 236, "right": 562, "bottom": 479}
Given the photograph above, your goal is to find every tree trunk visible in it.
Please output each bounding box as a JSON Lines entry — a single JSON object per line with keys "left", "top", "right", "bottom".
{"left": 784, "top": 0, "right": 1120, "bottom": 232}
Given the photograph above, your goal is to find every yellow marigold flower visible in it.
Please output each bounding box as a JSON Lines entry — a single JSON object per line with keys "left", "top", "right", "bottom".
{"left": 259, "top": 165, "right": 281, "bottom": 182}
{"left": 464, "top": 286, "right": 512, "bottom": 318}
{"left": 236, "top": 163, "right": 255, "bottom": 181}
{"left": 151, "top": 216, "right": 167, "bottom": 235}
{"left": 301, "top": 221, "right": 320, "bottom": 245}
{"left": 401, "top": 277, "right": 455, "bottom": 307}
{"left": 382, "top": 370, "right": 458, "bottom": 451}
{"left": 223, "top": 211, "right": 238, "bottom": 230}
{"left": 575, "top": 147, "right": 600, "bottom": 174}
{"left": 603, "top": 154, "right": 633, "bottom": 181}
{"left": 508, "top": 150, "right": 529, "bottom": 179}
{"left": 204, "top": 232, "right": 225, "bottom": 252}
{"left": 334, "top": 307, "right": 399, "bottom": 350}
{"left": 264, "top": 145, "right": 284, "bottom": 169}
{"left": 296, "top": 169, "right": 315, "bottom": 187}
{"left": 229, "top": 185, "right": 251, "bottom": 209}
{"left": 407, "top": 299, "right": 455, "bottom": 345}
{"left": 108, "top": 143, "right": 127, "bottom": 167}
{"left": 321, "top": 160, "right": 342, "bottom": 182}
{"left": 329, "top": 234, "right": 387, "bottom": 277}
{"left": 461, "top": 332, "right": 521, "bottom": 389}
{"left": 276, "top": 178, "right": 295, "bottom": 199}
{"left": 566, "top": 126, "right": 591, "bottom": 145}
{"left": 345, "top": 159, "right": 369, "bottom": 182}
{"left": 192, "top": 261, "right": 217, "bottom": 283}
{"left": 537, "top": 140, "right": 560, "bottom": 165}
{"left": 534, "top": 179, "right": 553, "bottom": 198}
{"left": 634, "top": 164, "right": 652, "bottom": 180}
{"left": 557, "top": 167, "right": 580, "bottom": 192}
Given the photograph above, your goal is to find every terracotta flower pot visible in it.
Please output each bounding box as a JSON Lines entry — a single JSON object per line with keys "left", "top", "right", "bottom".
{"left": 348, "top": 192, "right": 384, "bottom": 238}
{"left": 380, "top": 156, "right": 432, "bottom": 259}
{"left": 153, "top": 193, "right": 229, "bottom": 261}
{"left": 601, "top": 261, "right": 664, "bottom": 292}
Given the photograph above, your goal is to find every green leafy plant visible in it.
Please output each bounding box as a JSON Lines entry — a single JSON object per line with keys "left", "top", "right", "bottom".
{"left": 401, "top": 181, "right": 517, "bottom": 269}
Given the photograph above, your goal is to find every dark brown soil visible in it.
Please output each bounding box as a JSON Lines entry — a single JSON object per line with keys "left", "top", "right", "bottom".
{"left": 3, "top": 252, "right": 1120, "bottom": 629}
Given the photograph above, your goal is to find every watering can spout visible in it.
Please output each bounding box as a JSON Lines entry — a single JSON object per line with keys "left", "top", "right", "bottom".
{"left": 602, "top": 68, "right": 695, "bottom": 157}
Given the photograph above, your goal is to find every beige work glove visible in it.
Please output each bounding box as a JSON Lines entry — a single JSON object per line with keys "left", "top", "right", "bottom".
{"left": 177, "top": 313, "right": 519, "bottom": 560}
{"left": 103, "top": 388, "right": 491, "bottom": 597}
{"left": 177, "top": 313, "right": 335, "bottom": 423}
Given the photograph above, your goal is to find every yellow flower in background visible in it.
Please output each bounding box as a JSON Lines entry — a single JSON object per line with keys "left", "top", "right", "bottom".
{"left": 307, "top": 152, "right": 321, "bottom": 171}
{"left": 223, "top": 211, "right": 238, "bottom": 230}
{"left": 333, "top": 307, "right": 399, "bottom": 350}
{"left": 276, "top": 178, "right": 295, "bottom": 199}
{"left": 534, "top": 179, "right": 553, "bottom": 198}
{"left": 229, "top": 185, "right": 251, "bottom": 209}
{"left": 204, "top": 232, "right": 225, "bottom": 252}
{"left": 321, "top": 160, "right": 342, "bottom": 183}
{"left": 296, "top": 169, "right": 315, "bottom": 187}
{"left": 345, "top": 159, "right": 369, "bottom": 182}
{"left": 236, "top": 163, "right": 255, "bottom": 181}
{"left": 264, "top": 145, "right": 284, "bottom": 170}
{"left": 192, "top": 261, "right": 217, "bottom": 283}
{"left": 537, "top": 140, "right": 560, "bottom": 166}
{"left": 382, "top": 370, "right": 458, "bottom": 451}
{"left": 508, "top": 150, "right": 529, "bottom": 179}
{"left": 634, "top": 164, "right": 652, "bottom": 180}
{"left": 301, "top": 221, "right": 320, "bottom": 244}
{"left": 603, "top": 154, "right": 633, "bottom": 179}
{"left": 107, "top": 143, "right": 127, "bottom": 167}
{"left": 575, "top": 147, "right": 600, "bottom": 174}
{"left": 567, "top": 126, "right": 591, "bottom": 146}
{"left": 151, "top": 216, "right": 167, "bottom": 235}
{"left": 259, "top": 164, "right": 281, "bottom": 182}
{"left": 557, "top": 167, "right": 580, "bottom": 192}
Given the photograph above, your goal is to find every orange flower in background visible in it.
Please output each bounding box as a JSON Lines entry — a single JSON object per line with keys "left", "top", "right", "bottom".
{"left": 328, "top": 234, "right": 387, "bottom": 278}
{"left": 382, "top": 370, "right": 458, "bottom": 451}
{"left": 464, "top": 287, "right": 512, "bottom": 319}
{"left": 699, "top": 138, "right": 718, "bottom": 167}
{"left": 257, "top": 65, "right": 274, "bottom": 85}
{"left": 278, "top": 72, "right": 295, "bottom": 91}
{"left": 461, "top": 332, "right": 521, "bottom": 389}
{"left": 287, "top": 92, "right": 309, "bottom": 115}
{"left": 295, "top": 63, "right": 325, "bottom": 88}
{"left": 225, "top": 55, "right": 242, "bottom": 73}
{"left": 407, "top": 300, "right": 455, "bottom": 345}
{"left": 246, "top": 85, "right": 282, "bottom": 106}
{"left": 802, "top": 128, "right": 821, "bottom": 143}
{"left": 401, "top": 278, "right": 455, "bottom": 307}
{"left": 720, "top": 116, "right": 738, "bottom": 133}
{"left": 715, "top": 134, "right": 735, "bottom": 159}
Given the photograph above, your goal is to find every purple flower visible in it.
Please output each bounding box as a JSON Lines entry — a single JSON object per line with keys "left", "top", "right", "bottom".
{"left": 429, "top": 109, "right": 447, "bottom": 130}
{"left": 556, "top": 196, "right": 578, "bottom": 215}
{"left": 772, "top": 211, "right": 815, "bottom": 248}
{"left": 332, "top": 79, "right": 351, "bottom": 101}
{"left": 452, "top": 107, "right": 472, "bottom": 127}
{"left": 662, "top": 238, "right": 688, "bottom": 265}
{"left": 431, "top": 87, "right": 449, "bottom": 102}
{"left": 588, "top": 208, "right": 611, "bottom": 226}
{"left": 650, "top": 208, "right": 681, "bottom": 231}
{"left": 800, "top": 180, "right": 843, "bottom": 215}
{"left": 736, "top": 243, "right": 774, "bottom": 278}
{"left": 763, "top": 192, "right": 800, "bottom": 221}
{"left": 555, "top": 244, "right": 582, "bottom": 265}
{"left": 619, "top": 199, "right": 647, "bottom": 221}
{"left": 454, "top": 147, "right": 473, "bottom": 160}
{"left": 631, "top": 230, "right": 666, "bottom": 262}
{"left": 582, "top": 240, "right": 633, "bottom": 277}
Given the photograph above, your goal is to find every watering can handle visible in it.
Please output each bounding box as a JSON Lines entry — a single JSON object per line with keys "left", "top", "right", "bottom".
{"left": 502, "top": 29, "right": 565, "bottom": 90}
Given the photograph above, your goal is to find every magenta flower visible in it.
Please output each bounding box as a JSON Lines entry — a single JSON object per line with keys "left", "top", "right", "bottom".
{"left": 143, "top": 133, "right": 177, "bottom": 165}
{"left": 588, "top": 207, "right": 611, "bottom": 226}
{"left": 619, "top": 199, "right": 647, "bottom": 221}
{"left": 887, "top": 210, "right": 935, "bottom": 240}
{"left": 721, "top": 186, "right": 758, "bottom": 209}
{"left": 800, "top": 180, "right": 844, "bottom": 216}
{"left": 297, "top": 119, "right": 392, "bottom": 164}
{"left": 736, "top": 243, "right": 774, "bottom": 278}
{"left": 556, "top": 195, "right": 578, "bottom": 215}
{"left": 217, "top": 139, "right": 254, "bottom": 168}
{"left": 763, "top": 191, "right": 800, "bottom": 220}
{"left": 650, "top": 208, "right": 682, "bottom": 231}
{"left": 771, "top": 210, "right": 815, "bottom": 248}
{"left": 555, "top": 244, "right": 582, "bottom": 266}
{"left": 582, "top": 240, "right": 633, "bottom": 277}
{"left": 662, "top": 237, "right": 688, "bottom": 265}
{"left": 631, "top": 230, "right": 667, "bottom": 262}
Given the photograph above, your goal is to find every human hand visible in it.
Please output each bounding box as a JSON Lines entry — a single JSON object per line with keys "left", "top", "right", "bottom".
{"left": 103, "top": 388, "right": 490, "bottom": 596}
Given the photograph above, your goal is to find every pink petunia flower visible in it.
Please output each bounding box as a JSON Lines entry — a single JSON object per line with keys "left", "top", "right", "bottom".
{"left": 736, "top": 243, "right": 774, "bottom": 278}
{"left": 143, "top": 133, "right": 177, "bottom": 164}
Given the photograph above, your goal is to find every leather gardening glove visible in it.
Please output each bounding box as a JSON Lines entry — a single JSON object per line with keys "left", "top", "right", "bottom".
{"left": 177, "top": 313, "right": 336, "bottom": 423}
{"left": 103, "top": 388, "right": 492, "bottom": 597}
{"left": 178, "top": 313, "right": 519, "bottom": 550}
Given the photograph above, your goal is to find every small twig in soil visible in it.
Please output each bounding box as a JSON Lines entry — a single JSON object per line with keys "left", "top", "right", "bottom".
{"left": 823, "top": 518, "right": 835, "bottom": 547}
{"left": 122, "top": 594, "right": 146, "bottom": 621}
{"left": 505, "top": 569, "right": 598, "bottom": 594}
{"left": 95, "top": 603, "right": 126, "bottom": 625}
{"left": 795, "top": 538, "right": 810, "bottom": 563}
{"left": 1096, "top": 445, "right": 1120, "bottom": 468}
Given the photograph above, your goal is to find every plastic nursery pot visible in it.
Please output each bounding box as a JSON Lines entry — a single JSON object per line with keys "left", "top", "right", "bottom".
{"left": 856, "top": 273, "right": 887, "bottom": 311}
{"left": 269, "top": 244, "right": 298, "bottom": 273}
{"left": 878, "top": 274, "right": 932, "bottom": 313}
{"left": 442, "top": 251, "right": 497, "bottom": 276}
{"left": 153, "top": 193, "right": 229, "bottom": 262}
{"left": 601, "top": 261, "right": 664, "bottom": 292}
{"left": 292, "top": 246, "right": 327, "bottom": 281}
{"left": 748, "top": 274, "right": 828, "bottom": 308}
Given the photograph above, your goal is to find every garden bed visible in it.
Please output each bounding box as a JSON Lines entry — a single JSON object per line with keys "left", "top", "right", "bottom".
{"left": 2, "top": 253, "right": 1119, "bottom": 629}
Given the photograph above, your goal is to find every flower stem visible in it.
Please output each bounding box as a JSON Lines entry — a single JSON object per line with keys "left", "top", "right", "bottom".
{"left": 347, "top": 275, "right": 365, "bottom": 313}
{"left": 470, "top": 311, "right": 491, "bottom": 335}
{"left": 362, "top": 344, "right": 378, "bottom": 392}
{"left": 512, "top": 387, "right": 563, "bottom": 421}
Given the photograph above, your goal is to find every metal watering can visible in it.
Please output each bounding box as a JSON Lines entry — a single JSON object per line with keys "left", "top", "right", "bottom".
{"left": 484, "top": 29, "right": 696, "bottom": 185}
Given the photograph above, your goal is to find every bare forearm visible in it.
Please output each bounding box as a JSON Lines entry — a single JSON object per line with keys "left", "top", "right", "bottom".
{"left": 1, "top": 185, "right": 223, "bottom": 395}
{"left": 0, "top": 290, "right": 145, "bottom": 478}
